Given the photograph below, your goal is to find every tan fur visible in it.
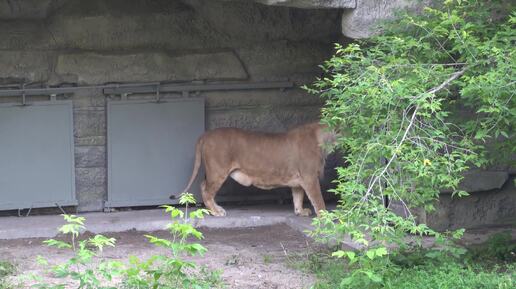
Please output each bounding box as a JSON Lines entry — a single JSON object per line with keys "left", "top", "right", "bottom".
{"left": 174, "top": 122, "right": 336, "bottom": 217}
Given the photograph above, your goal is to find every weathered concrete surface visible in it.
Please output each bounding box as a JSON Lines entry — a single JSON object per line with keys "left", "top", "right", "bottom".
{"left": 341, "top": 0, "right": 422, "bottom": 38}
{"left": 207, "top": 106, "right": 321, "bottom": 131}
{"left": 428, "top": 176, "right": 516, "bottom": 230}
{"left": 186, "top": 0, "right": 341, "bottom": 44}
{"left": 75, "top": 146, "right": 106, "bottom": 168}
{"left": 205, "top": 88, "right": 322, "bottom": 109}
{"left": 237, "top": 41, "right": 332, "bottom": 81}
{"left": 0, "top": 0, "right": 57, "bottom": 19}
{"left": 440, "top": 171, "right": 510, "bottom": 194}
{"left": 73, "top": 109, "right": 106, "bottom": 145}
{"left": 56, "top": 52, "right": 248, "bottom": 84}
{"left": 222, "top": 0, "right": 356, "bottom": 9}
{"left": 459, "top": 171, "right": 509, "bottom": 193}
{"left": 0, "top": 51, "right": 53, "bottom": 83}
{"left": 0, "top": 205, "right": 316, "bottom": 240}
{"left": 75, "top": 167, "right": 107, "bottom": 210}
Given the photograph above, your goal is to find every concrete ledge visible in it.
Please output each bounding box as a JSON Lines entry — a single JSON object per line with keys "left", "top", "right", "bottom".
{"left": 0, "top": 205, "right": 314, "bottom": 240}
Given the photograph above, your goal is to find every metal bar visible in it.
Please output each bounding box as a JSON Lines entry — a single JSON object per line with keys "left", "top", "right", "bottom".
{"left": 0, "top": 82, "right": 160, "bottom": 97}
{"left": 55, "top": 203, "right": 66, "bottom": 214}
{"left": 103, "top": 81, "right": 295, "bottom": 95}
{"left": 0, "top": 81, "right": 294, "bottom": 97}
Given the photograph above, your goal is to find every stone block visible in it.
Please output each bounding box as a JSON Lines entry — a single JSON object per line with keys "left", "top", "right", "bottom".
{"left": 56, "top": 51, "right": 248, "bottom": 84}
{"left": 48, "top": 11, "right": 223, "bottom": 50}
{"left": 428, "top": 177, "right": 516, "bottom": 230}
{"left": 227, "top": 0, "right": 356, "bottom": 9}
{"left": 441, "top": 171, "right": 510, "bottom": 194}
{"left": 75, "top": 167, "right": 106, "bottom": 212}
{"left": 207, "top": 105, "right": 321, "bottom": 131}
{"left": 0, "top": 0, "right": 54, "bottom": 19}
{"left": 75, "top": 136, "right": 106, "bottom": 146}
{"left": 75, "top": 146, "right": 106, "bottom": 168}
{"left": 73, "top": 110, "right": 106, "bottom": 139}
{"left": 0, "top": 21, "right": 53, "bottom": 50}
{"left": 76, "top": 167, "right": 106, "bottom": 189}
{"left": 0, "top": 51, "right": 53, "bottom": 83}
{"left": 188, "top": 0, "right": 341, "bottom": 44}
{"left": 341, "top": 0, "right": 425, "bottom": 39}
{"left": 204, "top": 88, "right": 322, "bottom": 109}
{"left": 237, "top": 41, "right": 332, "bottom": 81}
{"left": 459, "top": 171, "right": 509, "bottom": 193}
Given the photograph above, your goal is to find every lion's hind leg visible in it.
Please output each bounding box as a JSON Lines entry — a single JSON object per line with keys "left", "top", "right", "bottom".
{"left": 301, "top": 178, "right": 326, "bottom": 217}
{"left": 201, "top": 178, "right": 227, "bottom": 217}
{"left": 292, "top": 187, "right": 312, "bottom": 217}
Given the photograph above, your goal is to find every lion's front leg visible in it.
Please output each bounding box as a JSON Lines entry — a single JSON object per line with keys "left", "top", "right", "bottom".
{"left": 292, "top": 187, "right": 312, "bottom": 217}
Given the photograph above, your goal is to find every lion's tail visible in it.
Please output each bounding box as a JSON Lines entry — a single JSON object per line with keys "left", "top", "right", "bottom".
{"left": 180, "top": 136, "right": 204, "bottom": 195}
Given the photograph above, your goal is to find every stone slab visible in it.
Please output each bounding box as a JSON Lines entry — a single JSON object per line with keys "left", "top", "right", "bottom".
{"left": 441, "top": 171, "right": 510, "bottom": 194}
{"left": 341, "top": 0, "right": 424, "bottom": 39}
{"left": 237, "top": 41, "right": 332, "bottom": 81}
{"left": 73, "top": 110, "right": 106, "bottom": 139}
{"left": 207, "top": 106, "right": 321, "bottom": 131}
{"left": 56, "top": 51, "right": 248, "bottom": 84}
{"left": 0, "top": 51, "right": 53, "bottom": 83}
{"left": 221, "top": 0, "right": 356, "bottom": 9}
{"left": 0, "top": 0, "right": 55, "bottom": 19}
{"left": 75, "top": 146, "right": 106, "bottom": 168}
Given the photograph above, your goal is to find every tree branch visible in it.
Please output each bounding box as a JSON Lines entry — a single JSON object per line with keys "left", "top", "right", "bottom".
{"left": 362, "top": 66, "right": 468, "bottom": 199}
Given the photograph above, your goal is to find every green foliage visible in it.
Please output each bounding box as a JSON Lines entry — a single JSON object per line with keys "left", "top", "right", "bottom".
{"left": 307, "top": 247, "right": 515, "bottom": 289}
{"left": 0, "top": 259, "right": 16, "bottom": 289}
{"left": 0, "top": 260, "right": 15, "bottom": 279}
{"left": 28, "top": 214, "right": 122, "bottom": 289}
{"left": 306, "top": 0, "right": 515, "bottom": 286}
{"left": 122, "top": 193, "right": 223, "bottom": 289}
{"left": 466, "top": 231, "right": 516, "bottom": 264}
{"left": 25, "top": 193, "right": 223, "bottom": 289}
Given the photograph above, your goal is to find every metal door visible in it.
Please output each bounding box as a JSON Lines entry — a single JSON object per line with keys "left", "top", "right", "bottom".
{"left": 106, "top": 98, "right": 204, "bottom": 208}
{"left": 0, "top": 101, "right": 76, "bottom": 210}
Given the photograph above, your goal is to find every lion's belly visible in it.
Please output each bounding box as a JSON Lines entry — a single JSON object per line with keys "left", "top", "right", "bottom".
{"left": 230, "top": 170, "right": 301, "bottom": 189}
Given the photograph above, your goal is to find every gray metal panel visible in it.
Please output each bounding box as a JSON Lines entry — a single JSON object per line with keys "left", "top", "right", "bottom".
{"left": 106, "top": 98, "right": 204, "bottom": 208}
{"left": 0, "top": 101, "right": 76, "bottom": 210}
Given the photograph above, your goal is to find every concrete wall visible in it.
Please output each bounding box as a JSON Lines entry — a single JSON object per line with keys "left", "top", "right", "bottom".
{"left": 0, "top": 0, "right": 342, "bottom": 212}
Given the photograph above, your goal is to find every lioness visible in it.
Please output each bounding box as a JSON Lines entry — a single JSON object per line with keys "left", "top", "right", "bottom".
{"left": 173, "top": 122, "right": 336, "bottom": 217}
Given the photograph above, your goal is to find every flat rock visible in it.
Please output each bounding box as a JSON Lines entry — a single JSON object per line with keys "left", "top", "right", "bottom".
{"left": 56, "top": 51, "right": 248, "bottom": 84}
{"left": 441, "top": 171, "right": 510, "bottom": 194}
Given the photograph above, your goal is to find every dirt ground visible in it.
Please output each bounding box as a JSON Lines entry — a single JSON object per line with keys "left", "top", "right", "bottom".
{"left": 0, "top": 224, "right": 316, "bottom": 289}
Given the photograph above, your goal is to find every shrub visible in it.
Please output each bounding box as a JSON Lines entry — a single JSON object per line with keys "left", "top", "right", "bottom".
{"left": 25, "top": 193, "right": 224, "bottom": 289}
{"left": 307, "top": 0, "right": 514, "bottom": 286}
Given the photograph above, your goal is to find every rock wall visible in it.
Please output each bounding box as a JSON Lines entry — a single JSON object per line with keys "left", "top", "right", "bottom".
{"left": 0, "top": 0, "right": 341, "bottom": 212}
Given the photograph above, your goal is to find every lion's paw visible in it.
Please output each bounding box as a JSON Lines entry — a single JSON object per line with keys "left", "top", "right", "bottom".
{"left": 296, "top": 208, "right": 312, "bottom": 217}
{"left": 211, "top": 206, "right": 227, "bottom": 217}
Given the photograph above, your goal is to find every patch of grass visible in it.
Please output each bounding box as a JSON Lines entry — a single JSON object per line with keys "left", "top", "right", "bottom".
{"left": 383, "top": 263, "right": 515, "bottom": 289}
{"left": 306, "top": 253, "right": 515, "bottom": 289}
{"left": 297, "top": 233, "right": 516, "bottom": 289}
{"left": 0, "top": 260, "right": 15, "bottom": 278}
{"left": 262, "top": 254, "right": 273, "bottom": 264}
{"left": 466, "top": 231, "right": 516, "bottom": 265}
{"left": 0, "top": 259, "right": 15, "bottom": 289}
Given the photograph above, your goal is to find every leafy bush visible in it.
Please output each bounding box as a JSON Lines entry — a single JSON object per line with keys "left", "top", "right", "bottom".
{"left": 306, "top": 0, "right": 515, "bottom": 286}
{"left": 466, "top": 231, "right": 516, "bottom": 264}
{"left": 121, "top": 193, "right": 224, "bottom": 289}
{"left": 25, "top": 193, "right": 224, "bottom": 289}
{"left": 30, "top": 214, "right": 122, "bottom": 289}
{"left": 308, "top": 247, "right": 515, "bottom": 289}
